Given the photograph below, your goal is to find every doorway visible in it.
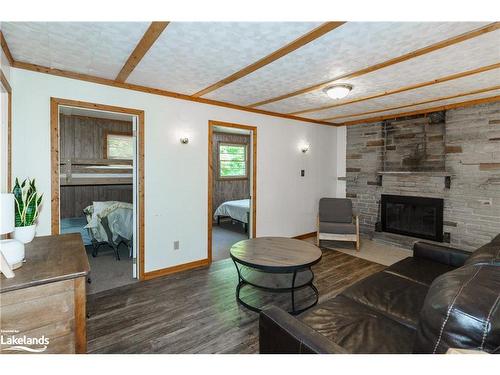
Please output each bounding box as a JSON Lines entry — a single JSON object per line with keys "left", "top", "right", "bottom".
{"left": 208, "top": 120, "right": 257, "bottom": 263}
{"left": 50, "top": 98, "right": 145, "bottom": 293}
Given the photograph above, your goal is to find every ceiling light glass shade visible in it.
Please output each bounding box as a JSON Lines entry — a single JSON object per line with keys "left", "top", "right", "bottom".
{"left": 324, "top": 84, "right": 352, "bottom": 100}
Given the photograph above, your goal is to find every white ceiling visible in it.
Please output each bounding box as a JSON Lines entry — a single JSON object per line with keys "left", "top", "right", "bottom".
{"left": 126, "top": 22, "right": 320, "bottom": 94}
{"left": 2, "top": 22, "right": 150, "bottom": 78}
{"left": 2, "top": 21, "right": 499, "bottom": 124}
{"left": 204, "top": 22, "right": 488, "bottom": 105}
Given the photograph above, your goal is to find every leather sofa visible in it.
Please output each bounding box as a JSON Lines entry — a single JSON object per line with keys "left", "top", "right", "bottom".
{"left": 259, "top": 235, "right": 500, "bottom": 354}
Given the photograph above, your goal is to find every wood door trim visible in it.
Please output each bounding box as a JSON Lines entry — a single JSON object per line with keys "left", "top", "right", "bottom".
{"left": 340, "top": 95, "right": 500, "bottom": 126}
{"left": 0, "top": 31, "right": 14, "bottom": 66}
{"left": 249, "top": 22, "right": 500, "bottom": 108}
{"left": 191, "top": 22, "right": 345, "bottom": 97}
{"left": 14, "top": 61, "right": 337, "bottom": 127}
{"left": 321, "top": 85, "right": 500, "bottom": 121}
{"left": 0, "top": 69, "right": 12, "bottom": 190}
{"left": 290, "top": 62, "right": 500, "bottom": 116}
{"left": 208, "top": 120, "right": 257, "bottom": 264}
{"left": 115, "top": 22, "right": 170, "bottom": 82}
{"left": 50, "top": 98, "right": 146, "bottom": 280}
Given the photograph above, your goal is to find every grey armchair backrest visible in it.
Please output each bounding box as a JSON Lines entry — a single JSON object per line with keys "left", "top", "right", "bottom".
{"left": 319, "top": 198, "right": 353, "bottom": 223}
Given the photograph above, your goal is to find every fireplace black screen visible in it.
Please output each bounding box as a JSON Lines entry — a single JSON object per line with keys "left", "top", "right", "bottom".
{"left": 381, "top": 194, "right": 444, "bottom": 242}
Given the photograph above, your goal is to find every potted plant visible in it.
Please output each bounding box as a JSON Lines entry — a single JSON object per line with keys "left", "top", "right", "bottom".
{"left": 12, "top": 178, "right": 43, "bottom": 244}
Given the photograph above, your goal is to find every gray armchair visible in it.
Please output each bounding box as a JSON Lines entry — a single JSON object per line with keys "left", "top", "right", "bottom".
{"left": 317, "top": 198, "right": 360, "bottom": 251}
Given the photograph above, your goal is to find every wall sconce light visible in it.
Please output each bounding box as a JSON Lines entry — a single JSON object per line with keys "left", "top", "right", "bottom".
{"left": 180, "top": 137, "right": 189, "bottom": 144}
{"left": 301, "top": 144, "right": 310, "bottom": 153}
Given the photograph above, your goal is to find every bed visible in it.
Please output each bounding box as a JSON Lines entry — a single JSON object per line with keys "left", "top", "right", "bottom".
{"left": 214, "top": 199, "right": 250, "bottom": 232}
{"left": 61, "top": 216, "right": 93, "bottom": 246}
{"left": 61, "top": 201, "right": 133, "bottom": 260}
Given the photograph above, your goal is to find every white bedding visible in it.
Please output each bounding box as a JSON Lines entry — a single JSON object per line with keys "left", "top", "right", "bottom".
{"left": 84, "top": 201, "right": 133, "bottom": 243}
{"left": 214, "top": 199, "right": 250, "bottom": 224}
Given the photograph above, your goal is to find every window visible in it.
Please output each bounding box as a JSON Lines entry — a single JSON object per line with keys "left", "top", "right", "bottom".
{"left": 218, "top": 142, "right": 248, "bottom": 179}
{"left": 105, "top": 133, "right": 133, "bottom": 159}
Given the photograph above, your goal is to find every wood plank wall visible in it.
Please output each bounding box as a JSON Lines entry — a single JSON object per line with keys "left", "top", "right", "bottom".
{"left": 60, "top": 114, "right": 133, "bottom": 218}
{"left": 211, "top": 132, "right": 250, "bottom": 219}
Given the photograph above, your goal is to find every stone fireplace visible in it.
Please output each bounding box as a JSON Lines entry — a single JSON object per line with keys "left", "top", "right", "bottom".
{"left": 345, "top": 101, "right": 500, "bottom": 251}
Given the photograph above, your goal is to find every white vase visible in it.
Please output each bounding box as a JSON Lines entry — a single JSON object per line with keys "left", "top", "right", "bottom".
{"left": 14, "top": 224, "right": 37, "bottom": 244}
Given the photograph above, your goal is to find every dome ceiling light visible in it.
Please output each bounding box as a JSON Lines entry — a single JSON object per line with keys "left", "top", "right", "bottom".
{"left": 323, "top": 84, "right": 353, "bottom": 100}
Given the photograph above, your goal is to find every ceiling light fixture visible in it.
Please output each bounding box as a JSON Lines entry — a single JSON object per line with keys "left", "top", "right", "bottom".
{"left": 323, "top": 84, "right": 353, "bottom": 100}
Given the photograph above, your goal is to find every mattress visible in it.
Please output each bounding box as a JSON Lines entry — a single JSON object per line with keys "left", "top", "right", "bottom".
{"left": 214, "top": 199, "right": 250, "bottom": 224}
{"left": 60, "top": 217, "right": 92, "bottom": 246}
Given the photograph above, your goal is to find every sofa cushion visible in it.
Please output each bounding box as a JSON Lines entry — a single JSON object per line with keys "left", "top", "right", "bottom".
{"left": 464, "top": 234, "right": 500, "bottom": 266}
{"left": 319, "top": 198, "right": 353, "bottom": 223}
{"left": 319, "top": 222, "right": 356, "bottom": 234}
{"left": 341, "top": 271, "right": 429, "bottom": 328}
{"left": 414, "top": 264, "right": 500, "bottom": 353}
{"left": 385, "top": 257, "right": 455, "bottom": 286}
{"left": 298, "top": 295, "right": 415, "bottom": 353}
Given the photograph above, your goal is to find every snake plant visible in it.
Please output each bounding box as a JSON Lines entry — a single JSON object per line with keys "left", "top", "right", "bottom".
{"left": 12, "top": 178, "right": 43, "bottom": 227}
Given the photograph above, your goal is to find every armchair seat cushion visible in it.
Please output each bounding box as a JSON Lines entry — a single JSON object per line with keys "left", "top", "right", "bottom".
{"left": 319, "top": 222, "right": 356, "bottom": 234}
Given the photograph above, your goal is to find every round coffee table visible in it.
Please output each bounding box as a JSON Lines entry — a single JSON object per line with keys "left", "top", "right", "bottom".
{"left": 230, "top": 237, "right": 322, "bottom": 315}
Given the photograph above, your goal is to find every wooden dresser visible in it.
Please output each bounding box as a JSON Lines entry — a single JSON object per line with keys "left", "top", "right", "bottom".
{"left": 0, "top": 234, "right": 90, "bottom": 354}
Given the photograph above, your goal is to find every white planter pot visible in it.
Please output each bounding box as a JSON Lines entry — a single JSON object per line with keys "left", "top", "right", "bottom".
{"left": 14, "top": 224, "right": 37, "bottom": 244}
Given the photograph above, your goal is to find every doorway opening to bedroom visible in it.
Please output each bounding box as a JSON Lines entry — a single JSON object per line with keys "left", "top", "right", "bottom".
{"left": 51, "top": 98, "right": 145, "bottom": 294}
{"left": 208, "top": 121, "right": 257, "bottom": 263}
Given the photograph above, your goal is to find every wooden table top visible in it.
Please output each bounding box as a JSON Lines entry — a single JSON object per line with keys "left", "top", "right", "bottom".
{"left": 0, "top": 233, "right": 90, "bottom": 293}
{"left": 230, "top": 237, "right": 322, "bottom": 271}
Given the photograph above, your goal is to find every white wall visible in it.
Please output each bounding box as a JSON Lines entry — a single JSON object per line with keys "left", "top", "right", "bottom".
{"left": 11, "top": 68, "right": 346, "bottom": 273}
{"left": 335, "top": 126, "right": 347, "bottom": 198}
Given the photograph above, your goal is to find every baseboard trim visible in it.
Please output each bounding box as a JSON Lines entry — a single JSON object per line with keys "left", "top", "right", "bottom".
{"left": 143, "top": 231, "right": 316, "bottom": 281}
{"left": 143, "top": 258, "right": 210, "bottom": 280}
{"left": 293, "top": 231, "right": 317, "bottom": 240}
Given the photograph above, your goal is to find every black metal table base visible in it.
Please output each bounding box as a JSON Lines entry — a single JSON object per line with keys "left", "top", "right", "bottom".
{"left": 232, "top": 260, "right": 319, "bottom": 315}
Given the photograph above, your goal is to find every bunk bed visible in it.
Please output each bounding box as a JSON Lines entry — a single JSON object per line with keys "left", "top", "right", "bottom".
{"left": 59, "top": 158, "right": 133, "bottom": 186}
{"left": 59, "top": 158, "right": 134, "bottom": 259}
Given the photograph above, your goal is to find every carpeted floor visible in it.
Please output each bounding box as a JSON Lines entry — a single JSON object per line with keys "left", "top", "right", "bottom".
{"left": 212, "top": 219, "right": 248, "bottom": 261}
{"left": 85, "top": 243, "right": 137, "bottom": 295}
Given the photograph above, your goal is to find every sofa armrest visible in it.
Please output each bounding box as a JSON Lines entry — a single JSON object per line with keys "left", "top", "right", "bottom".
{"left": 413, "top": 241, "right": 470, "bottom": 267}
{"left": 259, "top": 306, "right": 348, "bottom": 354}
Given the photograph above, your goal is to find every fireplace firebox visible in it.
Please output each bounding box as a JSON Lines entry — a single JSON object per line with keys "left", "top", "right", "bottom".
{"left": 381, "top": 194, "right": 444, "bottom": 242}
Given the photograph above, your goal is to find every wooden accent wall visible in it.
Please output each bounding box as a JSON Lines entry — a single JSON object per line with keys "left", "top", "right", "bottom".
{"left": 59, "top": 114, "right": 133, "bottom": 218}
{"left": 60, "top": 185, "right": 133, "bottom": 218}
{"left": 211, "top": 132, "right": 250, "bottom": 218}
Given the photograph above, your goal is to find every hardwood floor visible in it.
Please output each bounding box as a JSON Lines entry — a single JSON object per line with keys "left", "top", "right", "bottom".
{"left": 86, "top": 248, "right": 385, "bottom": 353}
